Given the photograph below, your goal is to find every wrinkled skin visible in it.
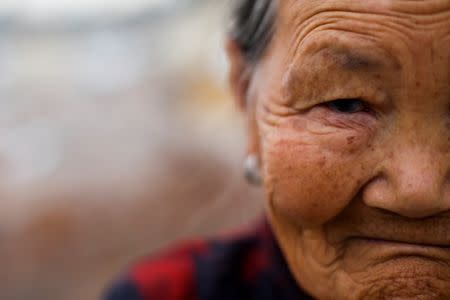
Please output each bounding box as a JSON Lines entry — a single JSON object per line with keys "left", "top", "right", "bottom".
{"left": 228, "top": 0, "right": 450, "bottom": 299}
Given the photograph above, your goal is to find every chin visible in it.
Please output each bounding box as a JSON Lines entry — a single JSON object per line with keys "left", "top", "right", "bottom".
{"left": 337, "top": 257, "right": 450, "bottom": 300}
{"left": 293, "top": 251, "right": 450, "bottom": 300}
{"left": 357, "top": 276, "right": 446, "bottom": 300}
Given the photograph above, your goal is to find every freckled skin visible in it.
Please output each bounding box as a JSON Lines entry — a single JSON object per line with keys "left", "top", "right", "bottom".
{"left": 228, "top": 0, "right": 450, "bottom": 299}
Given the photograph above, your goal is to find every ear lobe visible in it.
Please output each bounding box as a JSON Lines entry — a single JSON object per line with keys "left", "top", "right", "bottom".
{"left": 226, "top": 38, "right": 251, "bottom": 111}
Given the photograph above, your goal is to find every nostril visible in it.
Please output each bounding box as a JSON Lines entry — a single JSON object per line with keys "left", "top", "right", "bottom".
{"left": 371, "top": 206, "right": 407, "bottom": 220}
{"left": 446, "top": 171, "right": 450, "bottom": 183}
{"left": 362, "top": 175, "right": 394, "bottom": 208}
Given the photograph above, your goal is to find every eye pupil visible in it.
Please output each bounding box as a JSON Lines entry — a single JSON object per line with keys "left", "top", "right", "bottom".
{"left": 327, "top": 99, "right": 365, "bottom": 113}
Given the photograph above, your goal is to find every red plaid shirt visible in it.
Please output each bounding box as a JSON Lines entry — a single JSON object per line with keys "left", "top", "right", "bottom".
{"left": 104, "top": 220, "right": 313, "bottom": 300}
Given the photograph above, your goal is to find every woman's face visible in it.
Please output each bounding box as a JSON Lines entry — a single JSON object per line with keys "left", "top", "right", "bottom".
{"left": 230, "top": 0, "right": 450, "bottom": 299}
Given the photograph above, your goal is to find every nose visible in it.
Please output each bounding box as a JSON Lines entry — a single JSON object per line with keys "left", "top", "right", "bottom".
{"left": 363, "top": 143, "right": 450, "bottom": 219}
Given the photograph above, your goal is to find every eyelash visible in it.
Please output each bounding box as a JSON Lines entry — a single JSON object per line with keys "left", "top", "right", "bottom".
{"left": 323, "top": 98, "right": 371, "bottom": 114}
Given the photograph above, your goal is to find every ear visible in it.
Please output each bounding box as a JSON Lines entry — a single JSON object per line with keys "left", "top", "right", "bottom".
{"left": 225, "top": 38, "right": 251, "bottom": 111}
{"left": 226, "top": 38, "right": 262, "bottom": 167}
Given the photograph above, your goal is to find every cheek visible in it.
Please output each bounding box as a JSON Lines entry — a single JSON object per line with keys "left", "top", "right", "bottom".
{"left": 262, "top": 117, "right": 375, "bottom": 226}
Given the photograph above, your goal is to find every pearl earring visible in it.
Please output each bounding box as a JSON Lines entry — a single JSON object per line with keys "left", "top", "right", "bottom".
{"left": 244, "top": 154, "right": 262, "bottom": 186}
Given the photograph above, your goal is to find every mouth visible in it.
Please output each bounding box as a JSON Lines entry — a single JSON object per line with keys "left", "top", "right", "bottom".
{"left": 327, "top": 203, "right": 450, "bottom": 266}
{"left": 347, "top": 236, "right": 450, "bottom": 264}
{"left": 351, "top": 236, "right": 450, "bottom": 249}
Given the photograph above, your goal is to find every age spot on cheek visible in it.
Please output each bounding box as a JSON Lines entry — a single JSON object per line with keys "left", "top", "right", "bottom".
{"left": 347, "top": 136, "right": 356, "bottom": 145}
{"left": 345, "top": 135, "right": 362, "bottom": 155}
{"left": 318, "top": 156, "right": 326, "bottom": 167}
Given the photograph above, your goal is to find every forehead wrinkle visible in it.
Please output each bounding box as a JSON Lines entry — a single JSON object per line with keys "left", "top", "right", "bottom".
{"left": 387, "top": 0, "right": 450, "bottom": 15}
{"left": 285, "top": 0, "right": 450, "bottom": 15}
{"left": 280, "top": 11, "right": 406, "bottom": 73}
{"left": 279, "top": 0, "right": 450, "bottom": 61}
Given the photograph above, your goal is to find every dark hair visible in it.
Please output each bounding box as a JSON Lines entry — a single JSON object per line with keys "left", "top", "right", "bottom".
{"left": 229, "top": 0, "right": 276, "bottom": 64}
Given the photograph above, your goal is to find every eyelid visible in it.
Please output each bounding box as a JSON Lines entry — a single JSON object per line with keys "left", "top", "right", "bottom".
{"left": 324, "top": 98, "right": 377, "bottom": 116}
{"left": 326, "top": 98, "right": 367, "bottom": 109}
{"left": 290, "top": 88, "right": 388, "bottom": 115}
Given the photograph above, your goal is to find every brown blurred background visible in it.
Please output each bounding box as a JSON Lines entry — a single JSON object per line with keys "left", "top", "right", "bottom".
{"left": 0, "top": 1, "right": 263, "bottom": 299}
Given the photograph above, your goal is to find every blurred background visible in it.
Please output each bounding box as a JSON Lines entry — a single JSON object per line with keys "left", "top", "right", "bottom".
{"left": 0, "top": 1, "right": 263, "bottom": 299}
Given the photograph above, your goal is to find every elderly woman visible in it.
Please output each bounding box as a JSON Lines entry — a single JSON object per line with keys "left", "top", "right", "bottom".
{"left": 105, "top": 0, "right": 450, "bottom": 299}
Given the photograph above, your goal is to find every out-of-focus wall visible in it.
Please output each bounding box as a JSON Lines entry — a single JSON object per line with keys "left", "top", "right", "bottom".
{"left": 0, "top": 2, "right": 263, "bottom": 300}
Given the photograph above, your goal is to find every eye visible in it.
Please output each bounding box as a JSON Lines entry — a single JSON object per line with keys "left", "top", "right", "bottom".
{"left": 325, "top": 99, "right": 368, "bottom": 114}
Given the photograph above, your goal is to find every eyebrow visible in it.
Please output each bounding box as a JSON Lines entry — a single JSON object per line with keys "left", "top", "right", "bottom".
{"left": 321, "top": 48, "right": 384, "bottom": 71}
{"left": 340, "top": 51, "right": 380, "bottom": 70}
{"left": 281, "top": 46, "right": 398, "bottom": 107}
{"left": 317, "top": 47, "right": 400, "bottom": 72}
